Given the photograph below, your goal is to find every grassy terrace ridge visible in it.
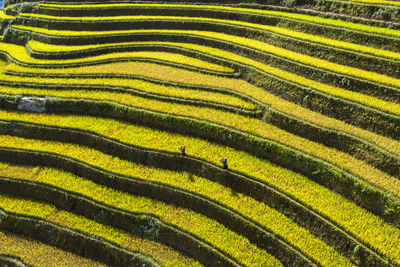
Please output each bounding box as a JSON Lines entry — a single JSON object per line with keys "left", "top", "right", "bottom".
{"left": 0, "top": 137, "right": 352, "bottom": 265}
{"left": 2, "top": 1, "right": 400, "bottom": 265}
{"left": 0, "top": 122, "right": 388, "bottom": 264}
{"left": 10, "top": 60, "right": 400, "bottom": 156}
{"left": 20, "top": 44, "right": 400, "bottom": 158}
{"left": 0, "top": 112, "right": 399, "bottom": 265}
{"left": 2, "top": 84, "right": 400, "bottom": 198}
{"left": 6, "top": 41, "right": 400, "bottom": 140}
{"left": 0, "top": 231, "right": 106, "bottom": 267}
{"left": 351, "top": 0, "right": 400, "bottom": 5}
{"left": 0, "top": 166, "right": 201, "bottom": 267}
{"left": 21, "top": 13, "right": 400, "bottom": 62}
{"left": 37, "top": 2, "right": 400, "bottom": 38}
{"left": 18, "top": 15, "right": 400, "bottom": 87}
{"left": 5, "top": 64, "right": 400, "bottom": 173}
{"left": 0, "top": 167, "right": 282, "bottom": 267}
{"left": 0, "top": 179, "right": 202, "bottom": 267}
{"left": 15, "top": 25, "right": 400, "bottom": 96}
{"left": 4, "top": 67, "right": 400, "bottom": 176}
{"left": 13, "top": 30, "right": 400, "bottom": 121}
{"left": 0, "top": 42, "right": 234, "bottom": 73}
{"left": 0, "top": 197, "right": 159, "bottom": 267}
{"left": 0, "top": 255, "right": 30, "bottom": 267}
{"left": 0, "top": 73, "right": 257, "bottom": 111}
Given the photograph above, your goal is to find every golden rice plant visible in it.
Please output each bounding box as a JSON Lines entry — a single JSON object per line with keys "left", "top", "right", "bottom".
{"left": 0, "top": 41, "right": 233, "bottom": 72}
{"left": 18, "top": 42, "right": 400, "bottom": 156}
{"left": 0, "top": 73, "right": 255, "bottom": 110}
{"left": 0, "top": 181, "right": 280, "bottom": 267}
{"left": 0, "top": 86, "right": 398, "bottom": 200}
{"left": 0, "top": 154, "right": 351, "bottom": 266}
{"left": 0, "top": 231, "right": 106, "bottom": 267}
{"left": 11, "top": 29, "right": 400, "bottom": 116}
{"left": 36, "top": 3, "right": 400, "bottom": 38}
{"left": 0, "top": 123, "right": 399, "bottom": 263}
{"left": 23, "top": 14, "right": 400, "bottom": 61}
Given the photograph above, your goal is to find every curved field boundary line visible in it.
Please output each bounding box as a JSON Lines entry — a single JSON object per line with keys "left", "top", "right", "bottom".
{"left": 0, "top": 119, "right": 388, "bottom": 265}
{"left": 23, "top": 41, "right": 400, "bottom": 158}
{"left": 18, "top": 23, "right": 400, "bottom": 104}
{"left": 0, "top": 175, "right": 241, "bottom": 267}
{"left": 21, "top": 13, "right": 400, "bottom": 62}
{"left": 0, "top": 42, "right": 235, "bottom": 74}
{"left": 0, "top": 173, "right": 311, "bottom": 266}
{"left": 0, "top": 233, "right": 106, "bottom": 267}
{"left": 2, "top": 85, "right": 400, "bottom": 202}
{"left": 22, "top": 17, "right": 400, "bottom": 82}
{"left": 15, "top": 25, "right": 400, "bottom": 100}
{"left": 3, "top": 69, "right": 400, "bottom": 179}
{"left": 0, "top": 73, "right": 259, "bottom": 113}
{"left": 0, "top": 142, "right": 333, "bottom": 265}
{"left": 0, "top": 105, "right": 400, "bottom": 264}
{"left": 37, "top": 2, "right": 400, "bottom": 38}
{"left": 8, "top": 40, "right": 400, "bottom": 141}
{"left": 16, "top": 28, "right": 400, "bottom": 120}
{"left": 352, "top": 0, "right": 400, "bottom": 6}
{"left": 0, "top": 207, "right": 161, "bottom": 267}
{"left": 0, "top": 160, "right": 279, "bottom": 267}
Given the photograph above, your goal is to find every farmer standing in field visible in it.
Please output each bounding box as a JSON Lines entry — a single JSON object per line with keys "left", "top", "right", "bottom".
{"left": 178, "top": 145, "right": 186, "bottom": 156}
{"left": 220, "top": 157, "right": 228, "bottom": 169}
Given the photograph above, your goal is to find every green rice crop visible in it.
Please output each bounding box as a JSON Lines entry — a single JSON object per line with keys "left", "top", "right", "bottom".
{"left": 1, "top": 86, "right": 399, "bottom": 200}
{"left": 0, "top": 230, "right": 106, "bottom": 267}
{"left": 0, "top": 169, "right": 280, "bottom": 267}
{"left": 0, "top": 144, "right": 351, "bottom": 265}
{"left": 37, "top": 3, "right": 400, "bottom": 38}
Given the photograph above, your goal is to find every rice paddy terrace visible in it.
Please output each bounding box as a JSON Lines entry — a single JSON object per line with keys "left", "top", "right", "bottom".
{"left": 0, "top": 0, "right": 399, "bottom": 266}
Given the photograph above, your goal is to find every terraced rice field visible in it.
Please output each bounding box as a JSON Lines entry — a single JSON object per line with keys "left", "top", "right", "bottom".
{"left": 0, "top": 0, "right": 399, "bottom": 266}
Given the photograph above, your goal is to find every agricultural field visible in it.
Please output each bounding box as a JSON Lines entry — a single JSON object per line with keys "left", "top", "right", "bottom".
{"left": 0, "top": 0, "right": 399, "bottom": 266}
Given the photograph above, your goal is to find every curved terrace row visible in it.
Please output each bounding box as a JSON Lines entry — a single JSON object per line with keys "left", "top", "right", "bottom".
{"left": 0, "top": 1, "right": 399, "bottom": 266}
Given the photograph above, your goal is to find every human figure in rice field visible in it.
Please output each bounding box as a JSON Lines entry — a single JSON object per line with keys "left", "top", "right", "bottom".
{"left": 178, "top": 145, "right": 186, "bottom": 156}
{"left": 220, "top": 157, "right": 228, "bottom": 170}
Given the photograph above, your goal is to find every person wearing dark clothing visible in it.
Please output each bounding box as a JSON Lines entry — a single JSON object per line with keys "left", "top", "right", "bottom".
{"left": 220, "top": 157, "right": 228, "bottom": 169}
{"left": 178, "top": 145, "right": 186, "bottom": 156}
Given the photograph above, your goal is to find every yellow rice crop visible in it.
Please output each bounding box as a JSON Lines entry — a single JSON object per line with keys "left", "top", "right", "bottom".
{"left": 37, "top": 3, "right": 400, "bottom": 38}
{"left": 351, "top": 0, "right": 400, "bottom": 6}
{"left": 1, "top": 86, "right": 399, "bottom": 199}
{"left": 0, "top": 231, "right": 106, "bottom": 267}
{"left": 11, "top": 31, "right": 400, "bottom": 117}
{"left": 0, "top": 147, "right": 351, "bottom": 265}
{"left": 0, "top": 164, "right": 201, "bottom": 267}
{"left": 16, "top": 26, "right": 400, "bottom": 93}
{"left": 0, "top": 177, "right": 280, "bottom": 267}
{"left": 23, "top": 14, "right": 400, "bottom": 61}
{"left": 0, "top": 118, "right": 399, "bottom": 263}
{"left": 16, "top": 43, "right": 400, "bottom": 157}
{"left": 0, "top": 41, "right": 233, "bottom": 72}
{"left": 0, "top": 73, "right": 255, "bottom": 110}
